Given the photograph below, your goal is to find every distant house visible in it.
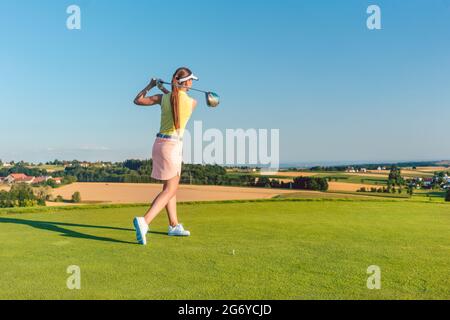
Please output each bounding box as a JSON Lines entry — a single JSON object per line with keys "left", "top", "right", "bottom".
{"left": 346, "top": 167, "right": 356, "bottom": 173}
{"left": 2, "top": 163, "right": 12, "bottom": 168}
{"left": 51, "top": 177, "right": 63, "bottom": 185}
{"left": 442, "top": 177, "right": 450, "bottom": 189}
{"left": 5, "top": 173, "right": 35, "bottom": 184}
{"left": 360, "top": 168, "right": 367, "bottom": 173}
{"left": 32, "top": 176, "right": 53, "bottom": 185}
{"left": 32, "top": 177, "right": 46, "bottom": 184}
{"left": 422, "top": 178, "right": 433, "bottom": 189}
{"left": 5, "top": 173, "right": 27, "bottom": 183}
{"left": 18, "top": 176, "right": 35, "bottom": 184}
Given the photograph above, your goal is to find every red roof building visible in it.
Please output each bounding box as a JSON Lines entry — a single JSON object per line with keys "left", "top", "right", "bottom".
{"left": 33, "top": 176, "right": 47, "bottom": 184}
{"left": 5, "top": 173, "right": 35, "bottom": 184}
{"left": 51, "top": 177, "right": 63, "bottom": 184}
{"left": 9, "top": 173, "right": 27, "bottom": 180}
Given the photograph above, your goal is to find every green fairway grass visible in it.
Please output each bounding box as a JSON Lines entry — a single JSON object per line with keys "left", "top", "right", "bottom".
{"left": 0, "top": 200, "right": 449, "bottom": 300}
{"left": 412, "top": 190, "right": 447, "bottom": 202}
{"left": 274, "top": 191, "right": 400, "bottom": 200}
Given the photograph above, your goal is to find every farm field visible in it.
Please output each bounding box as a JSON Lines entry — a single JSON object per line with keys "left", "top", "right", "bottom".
{"left": 2, "top": 181, "right": 441, "bottom": 207}
{"left": 327, "top": 182, "right": 386, "bottom": 192}
{"left": 367, "top": 167, "right": 446, "bottom": 177}
{"left": 28, "top": 165, "right": 65, "bottom": 172}
{"left": 49, "top": 181, "right": 398, "bottom": 204}
{"left": 412, "top": 166, "right": 448, "bottom": 172}
{"left": 50, "top": 182, "right": 299, "bottom": 204}
{"left": 275, "top": 191, "right": 390, "bottom": 200}
{"left": 275, "top": 171, "right": 389, "bottom": 182}
{"left": 268, "top": 178, "right": 382, "bottom": 191}
{"left": 0, "top": 200, "right": 449, "bottom": 299}
{"left": 277, "top": 166, "right": 448, "bottom": 179}
{"left": 273, "top": 173, "right": 388, "bottom": 191}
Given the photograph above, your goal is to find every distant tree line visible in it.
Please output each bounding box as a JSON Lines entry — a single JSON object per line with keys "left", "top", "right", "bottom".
{"left": 61, "top": 161, "right": 257, "bottom": 186}
{"left": 2, "top": 160, "right": 331, "bottom": 193}
{"left": 0, "top": 165, "right": 47, "bottom": 177}
{"left": 62, "top": 165, "right": 135, "bottom": 183}
{"left": 309, "top": 166, "right": 347, "bottom": 172}
{"left": 0, "top": 183, "right": 82, "bottom": 208}
{"left": 46, "top": 159, "right": 65, "bottom": 166}
{"left": 0, "top": 184, "right": 46, "bottom": 208}
{"left": 50, "top": 160, "right": 329, "bottom": 191}
{"left": 292, "top": 177, "right": 329, "bottom": 191}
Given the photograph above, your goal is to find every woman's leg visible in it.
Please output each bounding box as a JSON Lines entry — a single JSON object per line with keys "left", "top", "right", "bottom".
{"left": 165, "top": 194, "right": 179, "bottom": 227}
{"left": 144, "top": 175, "right": 180, "bottom": 225}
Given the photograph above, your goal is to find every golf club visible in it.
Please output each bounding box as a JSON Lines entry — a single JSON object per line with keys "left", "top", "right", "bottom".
{"left": 155, "top": 79, "right": 220, "bottom": 108}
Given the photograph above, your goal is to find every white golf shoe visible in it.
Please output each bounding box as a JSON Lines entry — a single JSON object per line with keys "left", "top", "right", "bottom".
{"left": 168, "top": 224, "right": 191, "bottom": 237}
{"left": 133, "top": 217, "right": 149, "bottom": 245}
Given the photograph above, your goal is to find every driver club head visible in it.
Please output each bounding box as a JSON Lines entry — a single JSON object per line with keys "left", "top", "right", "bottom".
{"left": 206, "top": 92, "right": 220, "bottom": 108}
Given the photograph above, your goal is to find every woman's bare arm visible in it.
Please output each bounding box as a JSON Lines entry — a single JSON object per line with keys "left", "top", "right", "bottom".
{"left": 134, "top": 79, "right": 162, "bottom": 106}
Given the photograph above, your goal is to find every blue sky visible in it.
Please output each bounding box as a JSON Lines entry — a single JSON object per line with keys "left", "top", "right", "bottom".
{"left": 1, "top": 0, "right": 450, "bottom": 164}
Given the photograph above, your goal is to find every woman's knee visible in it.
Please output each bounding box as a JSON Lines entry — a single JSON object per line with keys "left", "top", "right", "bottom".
{"left": 161, "top": 177, "right": 179, "bottom": 196}
{"left": 163, "top": 185, "right": 178, "bottom": 198}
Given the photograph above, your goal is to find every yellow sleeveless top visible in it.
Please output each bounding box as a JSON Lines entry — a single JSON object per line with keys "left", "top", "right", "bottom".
{"left": 159, "top": 91, "right": 194, "bottom": 137}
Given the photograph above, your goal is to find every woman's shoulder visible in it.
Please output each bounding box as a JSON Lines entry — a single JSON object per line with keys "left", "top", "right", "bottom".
{"left": 179, "top": 91, "right": 194, "bottom": 100}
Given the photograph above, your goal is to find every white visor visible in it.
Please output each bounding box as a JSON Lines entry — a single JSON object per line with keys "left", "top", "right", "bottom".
{"left": 178, "top": 74, "right": 199, "bottom": 84}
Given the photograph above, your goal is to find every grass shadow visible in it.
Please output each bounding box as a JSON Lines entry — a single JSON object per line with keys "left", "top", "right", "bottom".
{"left": 0, "top": 217, "right": 135, "bottom": 245}
{"left": 148, "top": 230, "right": 168, "bottom": 236}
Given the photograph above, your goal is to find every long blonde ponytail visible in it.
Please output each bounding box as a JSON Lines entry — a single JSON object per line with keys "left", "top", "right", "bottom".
{"left": 170, "top": 67, "right": 192, "bottom": 130}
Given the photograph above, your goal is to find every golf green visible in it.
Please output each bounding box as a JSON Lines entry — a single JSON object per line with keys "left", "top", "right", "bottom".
{"left": 0, "top": 200, "right": 449, "bottom": 300}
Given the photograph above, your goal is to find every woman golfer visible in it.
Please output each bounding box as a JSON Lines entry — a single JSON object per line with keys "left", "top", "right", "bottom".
{"left": 132, "top": 67, "right": 198, "bottom": 245}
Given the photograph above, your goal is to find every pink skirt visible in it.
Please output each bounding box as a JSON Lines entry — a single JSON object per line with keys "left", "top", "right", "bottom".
{"left": 151, "top": 137, "right": 183, "bottom": 181}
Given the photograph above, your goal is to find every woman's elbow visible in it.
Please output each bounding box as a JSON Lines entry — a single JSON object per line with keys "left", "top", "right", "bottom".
{"left": 134, "top": 98, "right": 142, "bottom": 105}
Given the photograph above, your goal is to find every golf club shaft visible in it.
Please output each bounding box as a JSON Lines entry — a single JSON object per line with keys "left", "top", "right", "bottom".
{"left": 159, "top": 81, "right": 209, "bottom": 94}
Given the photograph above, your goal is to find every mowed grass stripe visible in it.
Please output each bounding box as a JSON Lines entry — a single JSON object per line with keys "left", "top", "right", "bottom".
{"left": 0, "top": 200, "right": 449, "bottom": 299}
